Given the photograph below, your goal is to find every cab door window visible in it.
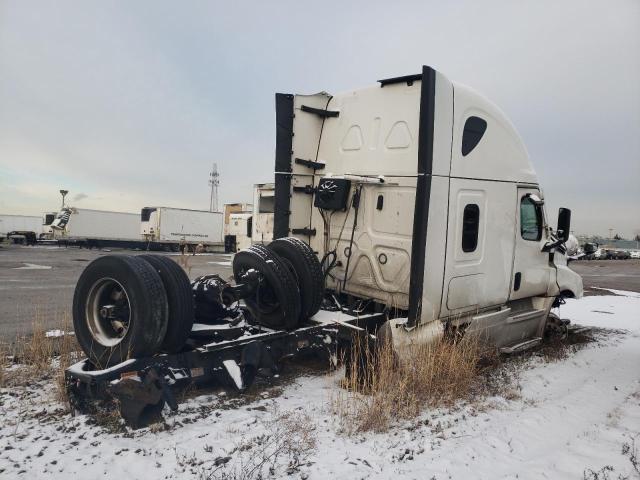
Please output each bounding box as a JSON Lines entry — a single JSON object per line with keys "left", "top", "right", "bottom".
{"left": 520, "top": 196, "right": 542, "bottom": 241}
{"left": 461, "top": 204, "right": 480, "bottom": 252}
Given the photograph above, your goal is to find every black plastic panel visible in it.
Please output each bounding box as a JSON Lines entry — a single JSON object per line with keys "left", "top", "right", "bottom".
{"left": 314, "top": 178, "right": 351, "bottom": 211}
{"left": 274, "top": 93, "right": 294, "bottom": 239}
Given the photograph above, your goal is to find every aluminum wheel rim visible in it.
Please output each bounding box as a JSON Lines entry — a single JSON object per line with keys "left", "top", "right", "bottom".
{"left": 85, "top": 277, "right": 132, "bottom": 347}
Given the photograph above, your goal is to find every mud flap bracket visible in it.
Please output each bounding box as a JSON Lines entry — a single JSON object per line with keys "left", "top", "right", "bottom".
{"left": 223, "top": 342, "right": 277, "bottom": 391}
{"left": 108, "top": 367, "right": 177, "bottom": 429}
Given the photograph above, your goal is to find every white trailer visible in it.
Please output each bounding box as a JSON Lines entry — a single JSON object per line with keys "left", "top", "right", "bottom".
{"left": 223, "top": 202, "right": 253, "bottom": 231}
{"left": 0, "top": 214, "right": 43, "bottom": 243}
{"left": 226, "top": 212, "right": 253, "bottom": 252}
{"left": 141, "top": 207, "right": 224, "bottom": 251}
{"left": 51, "top": 208, "right": 140, "bottom": 247}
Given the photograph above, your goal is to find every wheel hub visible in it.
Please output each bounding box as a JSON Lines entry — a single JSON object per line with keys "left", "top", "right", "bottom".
{"left": 86, "top": 278, "right": 132, "bottom": 347}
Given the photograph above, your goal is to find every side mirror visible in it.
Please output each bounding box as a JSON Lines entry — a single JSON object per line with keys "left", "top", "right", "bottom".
{"left": 557, "top": 208, "right": 571, "bottom": 242}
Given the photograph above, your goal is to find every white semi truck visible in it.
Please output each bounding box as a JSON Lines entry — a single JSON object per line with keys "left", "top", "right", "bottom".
{"left": 273, "top": 65, "right": 583, "bottom": 351}
{"left": 68, "top": 67, "right": 585, "bottom": 422}
{"left": 141, "top": 207, "right": 224, "bottom": 252}
{"left": 223, "top": 184, "right": 275, "bottom": 252}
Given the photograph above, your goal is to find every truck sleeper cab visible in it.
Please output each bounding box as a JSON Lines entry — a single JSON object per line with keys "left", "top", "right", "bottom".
{"left": 274, "top": 65, "right": 583, "bottom": 350}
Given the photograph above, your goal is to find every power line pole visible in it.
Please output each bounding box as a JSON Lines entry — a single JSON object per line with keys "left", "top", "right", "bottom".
{"left": 208, "top": 163, "right": 220, "bottom": 212}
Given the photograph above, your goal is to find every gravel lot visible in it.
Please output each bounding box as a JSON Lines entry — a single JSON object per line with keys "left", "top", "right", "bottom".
{"left": 0, "top": 244, "right": 233, "bottom": 342}
{"left": 570, "top": 258, "right": 640, "bottom": 294}
{"left": 0, "top": 244, "right": 638, "bottom": 342}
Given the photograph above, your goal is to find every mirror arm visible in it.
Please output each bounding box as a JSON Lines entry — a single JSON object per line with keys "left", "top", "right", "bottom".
{"left": 542, "top": 239, "right": 564, "bottom": 252}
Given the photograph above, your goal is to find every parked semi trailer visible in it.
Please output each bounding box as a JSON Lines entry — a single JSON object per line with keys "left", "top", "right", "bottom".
{"left": 141, "top": 207, "right": 224, "bottom": 252}
{"left": 67, "top": 65, "right": 584, "bottom": 426}
{"left": 223, "top": 185, "right": 274, "bottom": 252}
{"left": 51, "top": 207, "right": 142, "bottom": 249}
{"left": 0, "top": 214, "right": 43, "bottom": 244}
{"left": 225, "top": 212, "right": 253, "bottom": 252}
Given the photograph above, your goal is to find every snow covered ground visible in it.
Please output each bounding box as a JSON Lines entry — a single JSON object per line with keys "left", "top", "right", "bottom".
{"left": 1, "top": 290, "right": 639, "bottom": 479}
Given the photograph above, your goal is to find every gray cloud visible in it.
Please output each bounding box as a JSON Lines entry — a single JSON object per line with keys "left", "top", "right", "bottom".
{"left": 0, "top": 0, "right": 638, "bottom": 236}
{"left": 72, "top": 193, "right": 88, "bottom": 202}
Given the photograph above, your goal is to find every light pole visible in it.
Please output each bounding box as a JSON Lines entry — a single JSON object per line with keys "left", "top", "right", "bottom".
{"left": 59, "top": 189, "right": 69, "bottom": 208}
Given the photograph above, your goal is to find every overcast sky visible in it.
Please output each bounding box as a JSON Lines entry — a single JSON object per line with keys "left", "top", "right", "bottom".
{"left": 1, "top": 0, "right": 638, "bottom": 237}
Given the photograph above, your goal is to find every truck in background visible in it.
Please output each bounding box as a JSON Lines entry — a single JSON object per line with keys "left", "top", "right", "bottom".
{"left": 39, "top": 212, "right": 57, "bottom": 240}
{"left": 223, "top": 202, "right": 252, "bottom": 227}
{"left": 252, "top": 183, "right": 274, "bottom": 245}
{"left": 0, "top": 214, "right": 43, "bottom": 244}
{"left": 51, "top": 207, "right": 142, "bottom": 249}
{"left": 226, "top": 212, "right": 253, "bottom": 252}
{"left": 141, "top": 207, "right": 224, "bottom": 252}
{"left": 223, "top": 202, "right": 253, "bottom": 253}
{"left": 222, "top": 184, "right": 274, "bottom": 253}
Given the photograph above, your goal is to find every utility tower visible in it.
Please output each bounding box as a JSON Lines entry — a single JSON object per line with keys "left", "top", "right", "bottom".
{"left": 208, "top": 163, "right": 220, "bottom": 212}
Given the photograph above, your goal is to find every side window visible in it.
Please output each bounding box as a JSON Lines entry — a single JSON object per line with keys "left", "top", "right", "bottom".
{"left": 461, "top": 116, "right": 487, "bottom": 156}
{"left": 520, "top": 196, "right": 542, "bottom": 241}
{"left": 461, "top": 204, "right": 480, "bottom": 252}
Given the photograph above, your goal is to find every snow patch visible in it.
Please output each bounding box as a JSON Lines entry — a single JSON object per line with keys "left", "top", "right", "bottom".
{"left": 13, "top": 263, "right": 52, "bottom": 270}
{"left": 45, "top": 329, "right": 74, "bottom": 338}
{"left": 1, "top": 292, "right": 639, "bottom": 479}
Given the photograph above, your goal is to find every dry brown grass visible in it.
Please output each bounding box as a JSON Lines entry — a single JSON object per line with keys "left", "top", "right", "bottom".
{"left": 333, "top": 333, "right": 491, "bottom": 433}
{"left": 332, "top": 324, "right": 599, "bottom": 433}
{"left": 0, "top": 341, "right": 8, "bottom": 387}
{"left": 177, "top": 248, "right": 194, "bottom": 275}
{"left": 1, "top": 313, "right": 81, "bottom": 405}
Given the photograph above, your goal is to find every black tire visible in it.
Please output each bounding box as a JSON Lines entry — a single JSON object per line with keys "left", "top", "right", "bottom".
{"left": 233, "top": 244, "right": 301, "bottom": 329}
{"left": 138, "top": 255, "right": 194, "bottom": 353}
{"left": 72, "top": 255, "right": 168, "bottom": 368}
{"left": 268, "top": 237, "right": 324, "bottom": 320}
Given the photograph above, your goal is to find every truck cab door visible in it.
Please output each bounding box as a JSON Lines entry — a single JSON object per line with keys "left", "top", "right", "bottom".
{"left": 509, "top": 187, "right": 550, "bottom": 300}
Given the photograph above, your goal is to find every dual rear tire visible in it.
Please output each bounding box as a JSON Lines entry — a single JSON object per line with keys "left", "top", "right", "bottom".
{"left": 73, "top": 238, "right": 324, "bottom": 367}
{"left": 73, "top": 254, "right": 193, "bottom": 367}
{"left": 232, "top": 238, "right": 324, "bottom": 330}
